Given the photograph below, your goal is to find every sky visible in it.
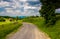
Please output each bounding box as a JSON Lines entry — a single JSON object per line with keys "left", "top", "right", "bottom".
{"left": 0, "top": 0, "right": 60, "bottom": 16}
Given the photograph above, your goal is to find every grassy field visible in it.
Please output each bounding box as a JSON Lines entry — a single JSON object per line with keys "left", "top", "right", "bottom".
{"left": 23, "top": 17, "right": 60, "bottom": 39}
{"left": 0, "top": 21, "right": 11, "bottom": 25}
{"left": 0, "top": 20, "right": 22, "bottom": 39}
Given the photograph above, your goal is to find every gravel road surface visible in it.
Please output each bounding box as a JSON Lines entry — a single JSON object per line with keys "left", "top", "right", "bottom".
{"left": 6, "top": 22, "right": 50, "bottom": 39}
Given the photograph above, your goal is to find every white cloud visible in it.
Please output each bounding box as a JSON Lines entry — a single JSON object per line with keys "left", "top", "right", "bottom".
{"left": 0, "top": 0, "right": 41, "bottom": 16}
{"left": 0, "top": 1, "right": 10, "bottom": 7}
{"left": 26, "top": 0, "right": 38, "bottom": 1}
{"left": 19, "top": 0, "right": 27, "bottom": 2}
{"left": 5, "top": 8, "right": 21, "bottom": 15}
{"left": 24, "top": 6, "right": 36, "bottom": 9}
{"left": 5, "top": 8, "right": 13, "bottom": 13}
{"left": 31, "top": 0, "right": 39, "bottom": 1}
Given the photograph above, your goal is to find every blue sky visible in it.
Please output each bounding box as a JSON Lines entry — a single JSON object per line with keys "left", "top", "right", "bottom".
{"left": 0, "top": 0, "right": 60, "bottom": 16}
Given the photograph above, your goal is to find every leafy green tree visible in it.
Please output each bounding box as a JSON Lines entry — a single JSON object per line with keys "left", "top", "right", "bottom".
{"left": 39, "top": 0, "right": 60, "bottom": 25}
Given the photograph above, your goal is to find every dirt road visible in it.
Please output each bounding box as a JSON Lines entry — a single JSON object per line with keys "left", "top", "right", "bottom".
{"left": 6, "top": 22, "right": 50, "bottom": 39}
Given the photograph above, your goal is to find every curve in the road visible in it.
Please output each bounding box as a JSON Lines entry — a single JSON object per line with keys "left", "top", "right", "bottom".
{"left": 6, "top": 22, "right": 51, "bottom": 39}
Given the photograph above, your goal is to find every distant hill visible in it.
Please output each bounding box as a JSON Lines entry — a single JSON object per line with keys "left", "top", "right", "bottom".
{"left": 18, "top": 16, "right": 26, "bottom": 19}
{"left": 13, "top": 16, "right": 26, "bottom": 19}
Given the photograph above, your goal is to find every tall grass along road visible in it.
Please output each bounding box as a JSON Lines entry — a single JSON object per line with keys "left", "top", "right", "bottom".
{"left": 6, "top": 22, "right": 50, "bottom": 39}
{"left": 0, "top": 21, "right": 22, "bottom": 39}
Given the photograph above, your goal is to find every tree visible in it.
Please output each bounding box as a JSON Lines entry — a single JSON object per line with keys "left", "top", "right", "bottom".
{"left": 39, "top": 0, "right": 60, "bottom": 25}
{"left": 40, "top": 0, "right": 60, "bottom": 9}
{"left": 0, "top": 17, "right": 5, "bottom": 22}
{"left": 16, "top": 16, "right": 19, "bottom": 21}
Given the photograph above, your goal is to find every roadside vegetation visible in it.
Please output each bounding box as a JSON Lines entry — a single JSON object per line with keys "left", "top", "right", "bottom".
{"left": 38, "top": 0, "right": 60, "bottom": 39}
{"left": 0, "top": 16, "right": 22, "bottom": 39}
{"left": 23, "top": 14, "right": 60, "bottom": 39}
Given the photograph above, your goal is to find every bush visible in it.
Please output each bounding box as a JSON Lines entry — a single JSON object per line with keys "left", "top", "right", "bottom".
{"left": 0, "top": 17, "right": 5, "bottom": 22}
{"left": 56, "top": 14, "right": 60, "bottom": 20}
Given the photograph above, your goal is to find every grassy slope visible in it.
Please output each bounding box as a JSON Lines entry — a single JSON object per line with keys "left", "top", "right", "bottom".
{"left": 23, "top": 17, "right": 60, "bottom": 39}
{"left": 0, "top": 20, "right": 22, "bottom": 39}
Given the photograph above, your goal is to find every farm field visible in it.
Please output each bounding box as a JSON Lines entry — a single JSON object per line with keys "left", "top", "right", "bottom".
{"left": 0, "top": 20, "right": 22, "bottom": 39}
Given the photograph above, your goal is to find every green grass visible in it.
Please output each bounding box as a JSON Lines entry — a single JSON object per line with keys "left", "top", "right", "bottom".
{"left": 0, "top": 20, "right": 22, "bottom": 39}
{"left": 0, "top": 21, "right": 11, "bottom": 25}
{"left": 23, "top": 17, "right": 60, "bottom": 39}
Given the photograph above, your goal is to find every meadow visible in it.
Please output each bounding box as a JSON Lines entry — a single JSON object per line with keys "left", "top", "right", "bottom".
{"left": 0, "top": 18, "right": 22, "bottom": 39}
{"left": 23, "top": 16, "right": 60, "bottom": 39}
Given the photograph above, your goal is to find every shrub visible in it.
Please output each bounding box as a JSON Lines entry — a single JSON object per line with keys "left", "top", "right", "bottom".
{"left": 0, "top": 17, "right": 5, "bottom": 22}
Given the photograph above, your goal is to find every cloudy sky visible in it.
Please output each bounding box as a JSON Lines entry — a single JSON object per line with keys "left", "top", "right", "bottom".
{"left": 0, "top": 0, "right": 60, "bottom": 16}
{"left": 0, "top": 0, "right": 42, "bottom": 16}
